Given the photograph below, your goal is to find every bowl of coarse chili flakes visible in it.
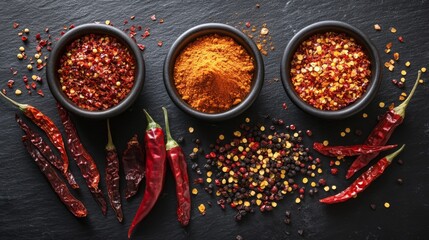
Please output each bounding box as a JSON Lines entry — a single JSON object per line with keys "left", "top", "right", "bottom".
{"left": 47, "top": 23, "right": 145, "bottom": 119}
{"left": 280, "top": 20, "right": 381, "bottom": 119}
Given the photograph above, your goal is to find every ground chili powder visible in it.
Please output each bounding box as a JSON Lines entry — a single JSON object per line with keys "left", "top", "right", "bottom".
{"left": 174, "top": 34, "right": 254, "bottom": 113}
{"left": 58, "top": 34, "right": 135, "bottom": 111}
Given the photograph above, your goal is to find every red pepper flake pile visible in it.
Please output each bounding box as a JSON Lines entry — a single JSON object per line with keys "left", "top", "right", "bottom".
{"left": 58, "top": 34, "right": 136, "bottom": 111}
{"left": 196, "top": 118, "right": 325, "bottom": 220}
{"left": 290, "top": 32, "right": 372, "bottom": 111}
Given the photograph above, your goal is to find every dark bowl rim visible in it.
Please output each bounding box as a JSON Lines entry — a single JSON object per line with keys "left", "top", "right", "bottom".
{"left": 163, "top": 23, "right": 264, "bottom": 122}
{"left": 46, "top": 23, "right": 145, "bottom": 119}
{"left": 280, "top": 20, "right": 381, "bottom": 119}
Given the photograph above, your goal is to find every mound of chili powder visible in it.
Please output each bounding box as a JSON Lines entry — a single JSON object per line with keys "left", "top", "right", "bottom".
{"left": 199, "top": 118, "right": 326, "bottom": 220}
{"left": 58, "top": 34, "right": 135, "bottom": 111}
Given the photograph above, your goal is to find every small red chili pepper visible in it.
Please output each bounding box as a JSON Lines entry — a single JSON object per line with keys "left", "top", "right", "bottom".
{"left": 22, "top": 135, "right": 87, "bottom": 217}
{"left": 1, "top": 91, "right": 69, "bottom": 173}
{"left": 162, "top": 107, "right": 191, "bottom": 227}
{"left": 57, "top": 103, "right": 107, "bottom": 215}
{"left": 16, "top": 114, "right": 79, "bottom": 189}
{"left": 122, "top": 134, "right": 145, "bottom": 200}
{"left": 105, "top": 119, "right": 123, "bottom": 222}
{"left": 128, "top": 109, "right": 166, "bottom": 239}
{"left": 320, "top": 145, "right": 405, "bottom": 204}
{"left": 313, "top": 142, "right": 398, "bottom": 157}
{"left": 346, "top": 71, "right": 421, "bottom": 179}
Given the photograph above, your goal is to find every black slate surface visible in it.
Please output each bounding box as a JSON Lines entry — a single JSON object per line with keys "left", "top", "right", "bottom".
{"left": 1, "top": 1, "right": 428, "bottom": 239}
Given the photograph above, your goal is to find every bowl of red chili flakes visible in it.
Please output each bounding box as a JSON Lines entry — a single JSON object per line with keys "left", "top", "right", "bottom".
{"left": 280, "top": 20, "right": 381, "bottom": 119}
{"left": 47, "top": 23, "right": 145, "bottom": 119}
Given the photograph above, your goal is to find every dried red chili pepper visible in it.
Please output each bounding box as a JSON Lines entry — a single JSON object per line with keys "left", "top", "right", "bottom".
{"left": 16, "top": 114, "right": 79, "bottom": 189}
{"left": 320, "top": 145, "right": 405, "bottom": 204}
{"left": 57, "top": 103, "right": 107, "bottom": 215}
{"left": 105, "top": 119, "right": 123, "bottom": 222}
{"left": 162, "top": 107, "right": 191, "bottom": 227}
{"left": 22, "top": 135, "right": 87, "bottom": 217}
{"left": 346, "top": 71, "right": 421, "bottom": 179}
{"left": 122, "top": 134, "right": 145, "bottom": 199}
{"left": 313, "top": 142, "right": 398, "bottom": 157}
{"left": 128, "top": 109, "right": 166, "bottom": 239}
{"left": 0, "top": 92, "right": 69, "bottom": 173}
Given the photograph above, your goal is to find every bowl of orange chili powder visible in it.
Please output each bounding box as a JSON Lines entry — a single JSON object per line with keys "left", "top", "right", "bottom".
{"left": 280, "top": 21, "right": 381, "bottom": 119}
{"left": 164, "top": 23, "right": 264, "bottom": 121}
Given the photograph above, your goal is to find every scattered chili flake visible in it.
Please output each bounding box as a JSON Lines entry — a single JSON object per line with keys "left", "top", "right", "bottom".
{"left": 21, "top": 36, "right": 28, "bottom": 42}
{"left": 13, "top": 22, "right": 20, "bottom": 29}
{"left": 31, "top": 82, "right": 37, "bottom": 89}
{"left": 37, "top": 89, "right": 44, "bottom": 97}
{"left": 373, "top": 24, "right": 381, "bottom": 31}
{"left": 7, "top": 80, "right": 14, "bottom": 88}
{"left": 398, "top": 36, "right": 404, "bottom": 43}
{"left": 150, "top": 15, "right": 156, "bottom": 21}
{"left": 35, "top": 33, "right": 41, "bottom": 40}
{"left": 290, "top": 32, "right": 371, "bottom": 110}
{"left": 137, "top": 43, "right": 145, "bottom": 51}
{"left": 157, "top": 40, "right": 163, "bottom": 47}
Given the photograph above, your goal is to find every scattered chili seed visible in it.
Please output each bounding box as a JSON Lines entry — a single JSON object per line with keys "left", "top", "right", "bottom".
{"left": 150, "top": 15, "right": 156, "bottom": 21}
{"left": 362, "top": 113, "right": 368, "bottom": 118}
{"left": 290, "top": 32, "right": 371, "bottom": 110}
{"left": 390, "top": 27, "right": 397, "bottom": 33}
{"left": 21, "top": 36, "right": 28, "bottom": 42}
{"left": 393, "top": 52, "right": 399, "bottom": 61}
{"left": 398, "top": 36, "right": 404, "bottom": 43}
{"left": 379, "top": 102, "right": 385, "bottom": 108}
{"left": 405, "top": 61, "right": 411, "bottom": 67}
{"left": 17, "top": 53, "right": 23, "bottom": 59}
{"left": 323, "top": 140, "right": 329, "bottom": 146}
{"left": 192, "top": 188, "right": 198, "bottom": 195}
{"left": 7, "top": 80, "right": 14, "bottom": 88}
{"left": 157, "top": 40, "right": 163, "bottom": 47}
{"left": 188, "top": 127, "right": 194, "bottom": 133}
{"left": 37, "top": 89, "right": 44, "bottom": 97}
{"left": 340, "top": 132, "right": 346, "bottom": 137}
{"left": 373, "top": 24, "right": 381, "bottom": 31}
{"left": 15, "top": 89, "right": 22, "bottom": 95}
{"left": 198, "top": 203, "right": 206, "bottom": 215}
{"left": 298, "top": 229, "right": 304, "bottom": 236}
{"left": 13, "top": 22, "right": 19, "bottom": 29}
{"left": 384, "top": 202, "right": 390, "bottom": 208}
{"left": 345, "top": 128, "right": 351, "bottom": 133}
{"left": 27, "top": 64, "right": 33, "bottom": 70}
{"left": 401, "top": 70, "right": 407, "bottom": 76}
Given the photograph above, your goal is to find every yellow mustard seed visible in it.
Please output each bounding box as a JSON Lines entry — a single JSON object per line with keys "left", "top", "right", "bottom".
{"left": 19, "top": 46, "right": 25, "bottom": 52}
{"left": 324, "top": 186, "right": 330, "bottom": 192}
{"left": 384, "top": 202, "right": 390, "bottom": 208}
{"left": 260, "top": 126, "right": 265, "bottom": 131}
{"left": 340, "top": 132, "right": 346, "bottom": 137}
{"left": 105, "top": 20, "right": 111, "bottom": 25}
{"left": 401, "top": 70, "right": 407, "bottom": 76}
{"left": 192, "top": 147, "right": 198, "bottom": 153}
{"left": 192, "top": 188, "right": 198, "bottom": 195}
{"left": 302, "top": 178, "right": 308, "bottom": 184}
{"left": 188, "top": 127, "right": 194, "bottom": 133}
{"left": 219, "top": 134, "right": 225, "bottom": 140}
{"left": 116, "top": 81, "right": 121, "bottom": 86}
{"left": 27, "top": 64, "right": 33, "bottom": 70}
{"left": 332, "top": 185, "right": 337, "bottom": 190}
{"left": 245, "top": 117, "right": 250, "bottom": 123}
{"left": 15, "top": 89, "right": 22, "bottom": 95}
{"left": 379, "top": 102, "right": 385, "bottom": 108}
{"left": 34, "top": 53, "right": 40, "bottom": 59}
{"left": 295, "top": 197, "right": 301, "bottom": 204}
{"left": 198, "top": 204, "right": 206, "bottom": 215}
{"left": 207, "top": 171, "right": 212, "bottom": 177}
{"left": 17, "top": 53, "right": 23, "bottom": 59}
{"left": 311, "top": 182, "right": 316, "bottom": 187}
{"left": 405, "top": 61, "right": 411, "bottom": 67}
{"left": 363, "top": 113, "right": 368, "bottom": 118}
{"left": 345, "top": 128, "right": 351, "bottom": 133}
{"left": 400, "top": 77, "right": 406, "bottom": 83}
{"left": 335, "top": 160, "right": 341, "bottom": 166}
{"left": 271, "top": 202, "right": 277, "bottom": 207}
{"left": 323, "top": 140, "right": 329, "bottom": 146}
{"left": 390, "top": 27, "right": 397, "bottom": 33}
{"left": 37, "top": 59, "right": 43, "bottom": 64}
{"left": 206, "top": 178, "right": 212, "bottom": 183}
{"left": 421, "top": 67, "right": 427, "bottom": 73}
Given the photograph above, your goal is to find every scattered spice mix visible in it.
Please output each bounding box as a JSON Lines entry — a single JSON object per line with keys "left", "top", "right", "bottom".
{"left": 290, "top": 32, "right": 371, "bottom": 110}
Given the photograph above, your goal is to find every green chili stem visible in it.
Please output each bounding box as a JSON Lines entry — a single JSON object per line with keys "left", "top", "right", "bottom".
{"left": 162, "top": 107, "right": 179, "bottom": 151}
{"left": 0, "top": 91, "right": 28, "bottom": 111}
{"left": 393, "top": 70, "right": 421, "bottom": 117}
{"left": 385, "top": 144, "right": 405, "bottom": 163}
{"left": 106, "top": 118, "right": 116, "bottom": 151}
{"left": 143, "top": 109, "right": 160, "bottom": 131}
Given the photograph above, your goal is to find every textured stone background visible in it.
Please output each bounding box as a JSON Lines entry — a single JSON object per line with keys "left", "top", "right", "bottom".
{"left": 0, "top": 0, "right": 428, "bottom": 239}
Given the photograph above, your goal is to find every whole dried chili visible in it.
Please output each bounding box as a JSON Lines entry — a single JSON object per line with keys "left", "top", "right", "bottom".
{"left": 16, "top": 114, "right": 79, "bottom": 189}
{"left": 313, "top": 142, "right": 398, "bottom": 157}
{"left": 162, "top": 107, "right": 191, "bottom": 227}
{"left": 57, "top": 103, "right": 107, "bottom": 215}
{"left": 122, "top": 134, "right": 145, "bottom": 199}
{"left": 128, "top": 109, "right": 166, "bottom": 239}
{"left": 0, "top": 92, "right": 69, "bottom": 173}
{"left": 105, "top": 119, "right": 123, "bottom": 222}
{"left": 346, "top": 71, "right": 421, "bottom": 179}
{"left": 22, "top": 135, "right": 87, "bottom": 217}
{"left": 320, "top": 145, "right": 405, "bottom": 204}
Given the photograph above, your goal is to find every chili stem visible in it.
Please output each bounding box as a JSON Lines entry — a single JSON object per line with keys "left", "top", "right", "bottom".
{"left": 106, "top": 119, "right": 115, "bottom": 151}
{"left": 385, "top": 144, "right": 405, "bottom": 163}
{"left": 0, "top": 91, "right": 28, "bottom": 111}
{"left": 162, "top": 107, "right": 179, "bottom": 151}
{"left": 393, "top": 70, "right": 421, "bottom": 117}
{"left": 143, "top": 109, "right": 160, "bottom": 130}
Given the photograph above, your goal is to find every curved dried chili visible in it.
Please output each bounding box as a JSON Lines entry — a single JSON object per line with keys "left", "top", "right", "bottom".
{"left": 320, "top": 145, "right": 405, "bottom": 204}
{"left": 22, "top": 135, "right": 87, "bottom": 217}
{"left": 128, "top": 109, "right": 166, "bottom": 238}
{"left": 346, "top": 71, "right": 421, "bottom": 179}
{"left": 313, "top": 142, "right": 398, "bottom": 157}
{"left": 57, "top": 103, "right": 107, "bottom": 215}
{"left": 122, "top": 134, "right": 145, "bottom": 200}
{"left": 16, "top": 114, "right": 79, "bottom": 189}
{"left": 105, "top": 119, "right": 123, "bottom": 222}
{"left": 0, "top": 92, "right": 69, "bottom": 173}
{"left": 162, "top": 107, "right": 191, "bottom": 227}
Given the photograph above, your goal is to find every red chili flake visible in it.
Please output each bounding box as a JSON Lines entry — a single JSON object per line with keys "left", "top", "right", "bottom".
{"left": 124, "top": 20, "right": 129, "bottom": 25}
{"left": 13, "top": 22, "right": 20, "bottom": 29}
{"left": 10, "top": 68, "right": 18, "bottom": 76}
{"left": 150, "top": 14, "right": 156, "bottom": 21}
{"left": 398, "top": 36, "right": 404, "bottom": 43}
{"left": 157, "top": 40, "right": 163, "bottom": 47}
{"left": 25, "top": 84, "right": 31, "bottom": 90}
{"left": 37, "top": 89, "right": 44, "bottom": 97}
{"left": 45, "top": 27, "right": 49, "bottom": 33}
{"left": 35, "top": 76, "right": 42, "bottom": 82}
{"left": 282, "top": 102, "right": 288, "bottom": 110}
{"left": 7, "top": 80, "right": 14, "bottom": 88}
{"left": 245, "top": 22, "right": 251, "bottom": 28}
{"left": 47, "top": 46, "right": 52, "bottom": 51}
{"left": 39, "top": 39, "right": 47, "bottom": 47}
{"left": 330, "top": 168, "right": 339, "bottom": 175}
{"left": 21, "top": 36, "right": 28, "bottom": 42}
{"left": 35, "top": 33, "right": 41, "bottom": 40}
{"left": 141, "top": 29, "right": 150, "bottom": 39}
{"left": 31, "top": 82, "right": 37, "bottom": 89}
{"left": 69, "top": 24, "right": 75, "bottom": 29}
{"left": 137, "top": 44, "right": 145, "bottom": 51}
{"left": 130, "top": 25, "right": 136, "bottom": 32}
{"left": 305, "top": 130, "right": 312, "bottom": 136}
{"left": 60, "top": 31, "right": 65, "bottom": 36}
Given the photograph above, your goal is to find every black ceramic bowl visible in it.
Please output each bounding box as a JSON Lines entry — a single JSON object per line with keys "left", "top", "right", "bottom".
{"left": 280, "top": 21, "right": 381, "bottom": 119}
{"left": 163, "top": 23, "right": 264, "bottom": 122}
{"left": 46, "top": 23, "right": 145, "bottom": 119}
